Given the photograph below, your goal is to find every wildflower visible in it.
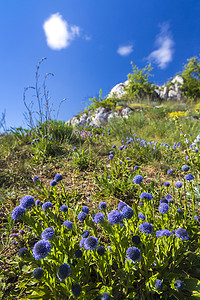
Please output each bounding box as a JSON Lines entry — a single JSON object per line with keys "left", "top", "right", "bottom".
{"left": 54, "top": 173, "right": 63, "bottom": 182}
{"left": 108, "top": 210, "right": 123, "bottom": 225}
{"left": 133, "top": 175, "right": 143, "bottom": 184}
{"left": 49, "top": 137, "right": 52, "bottom": 140}
{"left": 20, "top": 195, "right": 34, "bottom": 208}
{"left": 74, "top": 249, "right": 83, "bottom": 258}
{"left": 73, "top": 147, "right": 77, "bottom": 151}
{"left": 33, "top": 268, "right": 44, "bottom": 280}
{"left": 94, "top": 212, "right": 104, "bottom": 223}
{"left": 155, "top": 279, "right": 163, "bottom": 290}
{"left": 81, "top": 230, "right": 89, "bottom": 238}
{"left": 175, "top": 181, "right": 182, "bottom": 188}
{"left": 109, "top": 154, "right": 114, "bottom": 160}
{"left": 79, "top": 238, "right": 86, "bottom": 248}
{"left": 176, "top": 208, "right": 183, "bottom": 214}
{"left": 99, "top": 202, "right": 107, "bottom": 210}
{"left": 139, "top": 222, "right": 153, "bottom": 235}
{"left": 164, "top": 181, "right": 170, "bottom": 187}
{"left": 182, "top": 165, "right": 189, "bottom": 172}
{"left": 77, "top": 212, "right": 87, "bottom": 222}
{"left": 32, "top": 240, "right": 51, "bottom": 260}
{"left": 156, "top": 229, "right": 172, "bottom": 237}
{"left": 57, "top": 263, "right": 71, "bottom": 281}
{"left": 174, "top": 280, "right": 183, "bottom": 290}
{"left": 165, "top": 194, "right": 172, "bottom": 200}
{"left": 63, "top": 221, "right": 73, "bottom": 230}
{"left": 32, "top": 176, "right": 39, "bottom": 182}
{"left": 84, "top": 236, "right": 98, "bottom": 251}
{"left": 50, "top": 180, "right": 57, "bottom": 186}
{"left": 126, "top": 247, "right": 141, "bottom": 261}
{"left": 185, "top": 174, "right": 194, "bottom": 181}
{"left": 125, "top": 156, "right": 129, "bottom": 160}
{"left": 140, "top": 192, "right": 153, "bottom": 201}
{"left": 41, "top": 228, "right": 55, "bottom": 240}
{"left": 42, "top": 202, "right": 52, "bottom": 211}
{"left": 175, "top": 228, "right": 189, "bottom": 240}
{"left": 118, "top": 202, "right": 127, "bottom": 211}
{"left": 194, "top": 216, "right": 200, "bottom": 222}
{"left": 138, "top": 212, "right": 145, "bottom": 221}
{"left": 112, "top": 145, "right": 116, "bottom": 148}
{"left": 132, "top": 235, "right": 141, "bottom": 245}
{"left": 134, "top": 165, "right": 139, "bottom": 171}
{"left": 82, "top": 206, "right": 89, "bottom": 214}
{"left": 11, "top": 206, "right": 26, "bottom": 220}
{"left": 121, "top": 206, "right": 134, "bottom": 219}
{"left": 35, "top": 200, "right": 42, "bottom": 206}
{"left": 101, "top": 293, "right": 111, "bottom": 300}
{"left": 167, "top": 169, "right": 174, "bottom": 175}
{"left": 72, "top": 284, "right": 82, "bottom": 297}
{"left": 159, "top": 203, "right": 169, "bottom": 214}
{"left": 160, "top": 198, "right": 168, "bottom": 204}
{"left": 97, "top": 246, "right": 105, "bottom": 256}
{"left": 61, "top": 205, "right": 68, "bottom": 212}
{"left": 107, "top": 246, "right": 112, "bottom": 252}
{"left": 119, "top": 146, "right": 124, "bottom": 150}
{"left": 18, "top": 247, "right": 28, "bottom": 257}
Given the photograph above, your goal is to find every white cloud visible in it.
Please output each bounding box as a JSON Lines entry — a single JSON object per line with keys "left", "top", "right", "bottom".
{"left": 43, "top": 13, "right": 80, "bottom": 50}
{"left": 147, "top": 23, "right": 174, "bottom": 69}
{"left": 117, "top": 44, "right": 133, "bottom": 56}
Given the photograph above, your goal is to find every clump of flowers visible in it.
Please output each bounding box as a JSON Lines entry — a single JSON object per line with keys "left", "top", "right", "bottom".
{"left": 11, "top": 206, "right": 26, "bottom": 220}
{"left": 108, "top": 210, "right": 123, "bottom": 225}
{"left": 20, "top": 195, "right": 34, "bottom": 208}
{"left": 133, "top": 175, "right": 143, "bottom": 184}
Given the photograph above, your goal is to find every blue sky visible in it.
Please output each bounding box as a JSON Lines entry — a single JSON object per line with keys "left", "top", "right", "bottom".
{"left": 1, "top": 0, "right": 200, "bottom": 129}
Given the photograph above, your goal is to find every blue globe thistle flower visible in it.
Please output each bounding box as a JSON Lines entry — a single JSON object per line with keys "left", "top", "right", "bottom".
{"left": 194, "top": 216, "right": 200, "bottom": 222}
{"left": 118, "top": 202, "right": 127, "bottom": 211}
{"left": 77, "top": 212, "right": 87, "bottom": 222}
{"left": 50, "top": 180, "right": 57, "bottom": 187}
{"left": 42, "top": 202, "right": 52, "bottom": 211}
{"left": 174, "top": 280, "right": 183, "bottom": 290}
{"left": 139, "top": 222, "right": 153, "bottom": 235}
{"left": 138, "top": 212, "right": 145, "bottom": 221}
{"left": 112, "top": 145, "right": 116, "bottom": 148}
{"left": 20, "top": 195, "right": 34, "bottom": 208}
{"left": 57, "top": 263, "right": 71, "bottom": 281}
{"left": 84, "top": 236, "right": 98, "bottom": 251}
{"left": 167, "top": 169, "right": 174, "bottom": 175}
{"left": 175, "top": 228, "right": 189, "bottom": 240}
{"left": 33, "top": 268, "right": 44, "bottom": 280}
{"left": 121, "top": 206, "right": 134, "bottom": 219}
{"left": 82, "top": 206, "right": 89, "bottom": 214}
{"left": 94, "top": 212, "right": 104, "bottom": 223}
{"left": 81, "top": 230, "right": 89, "bottom": 238}
{"left": 132, "top": 235, "right": 141, "bottom": 245}
{"left": 134, "top": 165, "right": 139, "bottom": 171}
{"left": 97, "top": 246, "right": 105, "bottom": 256}
{"left": 18, "top": 247, "right": 28, "bottom": 257}
{"left": 126, "top": 247, "right": 141, "bottom": 261}
{"left": 72, "top": 284, "right": 82, "bottom": 297}
{"left": 63, "top": 220, "right": 73, "bottom": 230}
{"left": 164, "top": 182, "right": 170, "bottom": 187}
{"left": 155, "top": 279, "right": 163, "bottom": 290}
{"left": 110, "top": 151, "right": 114, "bottom": 154}
{"left": 99, "top": 202, "right": 107, "bottom": 210}
{"left": 108, "top": 210, "right": 123, "bottom": 225}
{"left": 185, "top": 174, "right": 194, "bottom": 181}
{"left": 35, "top": 200, "right": 42, "bottom": 206}
{"left": 156, "top": 229, "right": 172, "bottom": 237}
{"left": 60, "top": 205, "right": 68, "bottom": 212}
{"left": 119, "top": 146, "right": 124, "bottom": 150}
{"left": 74, "top": 249, "right": 83, "bottom": 258}
{"left": 182, "top": 165, "right": 189, "bottom": 172}
{"left": 159, "top": 203, "right": 169, "bottom": 214}
{"left": 32, "top": 176, "right": 39, "bottom": 182}
{"left": 140, "top": 192, "right": 153, "bottom": 201}
{"left": 124, "top": 145, "right": 127, "bottom": 150}
{"left": 109, "top": 154, "right": 114, "bottom": 160}
{"left": 160, "top": 198, "right": 168, "bottom": 204}
{"left": 133, "top": 175, "right": 143, "bottom": 184}
{"left": 54, "top": 173, "right": 63, "bottom": 182}
{"left": 41, "top": 228, "right": 55, "bottom": 240}
{"left": 32, "top": 240, "right": 51, "bottom": 260}
{"left": 11, "top": 206, "right": 26, "bottom": 220}
{"left": 175, "top": 181, "right": 182, "bottom": 188}
{"left": 101, "top": 293, "right": 111, "bottom": 300}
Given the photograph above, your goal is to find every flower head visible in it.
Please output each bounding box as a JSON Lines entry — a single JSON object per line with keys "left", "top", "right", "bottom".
{"left": 160, "top": 198, "right": 168, "bottom": 204}
{"left": 109, "top": 154, "right": 114, "bottom": 160}
{"left": 54, "top": 173, "right": 63, "bottom": 182}
{"left": 79, "top": 238, "right": 86, "bottom": 248}
{"left": 108, "top": 210, "right": 123, "bottom": 225}
{"left": 138, "top": 212, "right": 145, "bottom": 221}
{"left": 194, "top": 216, "right": 200, "bottom": 222}
{"left": 35, "top": 200, "right": 42, "bottom": 206}
{"left": 77, "top": 212, "right": 88, "bottom": 222}
{"left": 57, "top": 263, "right": 71, "bottom": 281}
{"left": 81, "top": 230, "right": 89, "bottom": 238}
{"left": 140, "top": 192, "right": 153, "bottom": 201}
{"left": 63, "top": 220, "right": 72, "bottom": 230}
{"left": 99, "top": 202, "right": 107, "bottom": 210}
{"left": 159, "top": 203, "right": 169, "bottom": 214}
{"left": 101, "top": 293, "right": 111, "bottom": 300}
{"left": 182, "top": 165, "right": 189, "bottom": 172}
{"left": 134, "top": 165, "right": 139, "bottom": 171}
{"left": 175, "top": 181, "right": 182, "bottom": 188}
{"left": 139, "top": 222, "right": 153, "bottom": 235}
{"left": 33, "top": 268, "right": 44, "bottom": 280}
{"left": 20, "top": 195, "right": 34, "bottom": 208}
{"left": 167, "top": 169, "right": 174, "bottom": 175}
{"left": 132, "top": 235, "right": 141, "bottom": 245}
{"left": 164, "top": 182, "right": 170, "bottom": 187}
{"left": 60, "top": 205, "right": 68, "bottom": 212}
{"left": 133, "top": 175, "right": 143, "bottom": 184}
{"left": 32, "top": 176, "right": 39, "bottom": 182}
{"left": 82, "top": 206, "right": 89, "bottom": 214}
{"left": 174, "top": 280, "right": 183, "bottom": 290}
{"left": 41, "top": 228, "right": 55, "bottom": 240}
{"left": 32, "top": 240, "right": 51, "bottom": 260}
{"left": 126, "top": 247, "right": 141, "bottom": 261}
{"left": 156, "top": 229, "right": 172, "bottom": 237}
{"left": 94, "top": 212, "right": 104, "bottom": 223}
{"left": 74, "top": 249, "right": 83, "bottom": 258}
{"left": 11, "top": 206, "right": 26, "bottom": 220}
{"left": 155, "top": 279, "right": 163, "bottom": 290}
{"left": 121, "top": 206, "right": 134, "bottom": 219}
{"left": 185, "top": 174, "right": 194, "bottom": 181}
{"left": 18, "top": 247, "right": 28, "bottom": 257}
{"left": 72, "top": 284, "right": 82, "bottom": 297}
{"left": 84, "top": 236, "right": 98, "bottom": 251}
{"left": 42, "top": 202, "right": 53, "bottom": 211}
{"left": 118, "top": 202, "right": 127, "bottom": 211}
{"left": 97, "top": 246, "right": 105, "bottom": 256}
{"left": 175, "top": 228, "right": 189, "bottom": 240}
{"left": 50, "top": 180, "right": 57, "bottom": 187}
